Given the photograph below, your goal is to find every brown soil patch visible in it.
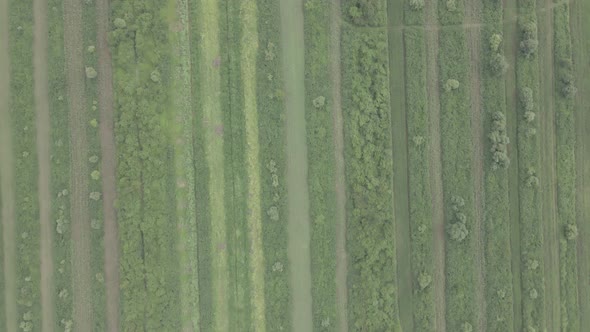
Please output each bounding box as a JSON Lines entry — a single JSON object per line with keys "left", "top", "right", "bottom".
{"left": 96, "top": 0, "right": 120, "bottom": 330}
{"left": 33, "top": 0, "right": 55, "bottom": 330}
{"left": 330, "top": 0, "right": 349, "bottom": 331}
{"left": 424, "top": 1, "right": 446, "bottom": 331}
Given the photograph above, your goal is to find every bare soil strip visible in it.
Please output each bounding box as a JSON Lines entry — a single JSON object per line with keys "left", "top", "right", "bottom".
{"left": 503, "top": 0, "right": 523, "bottom": 330}
{"left": 330, "top": 0, "right": 348, "bottom": 330}
{"left": 571, "top": 0, "right": 590, "bottom": 328}
{"left": 279, "top": 0, "right": 313, "bottom": 329}
{"left": 33, "top": 0, "right": 55, "bottom": 330}
{"left": 465, "top": 1, "right": 487, "bottom": 330}
{"left": 96, "top": 0, "right": 120, "bottom": 330}
{"left": 538, "top": 2, "right": 561, "bottom": 330}
{"left": 64, "top": 0, "right": 93, "bottom": 330}
{"left": 424, "top": 2, "right": 446, "bottom": 331}
{"left": 0, "top": 0, "right": 16, "bottom": 329}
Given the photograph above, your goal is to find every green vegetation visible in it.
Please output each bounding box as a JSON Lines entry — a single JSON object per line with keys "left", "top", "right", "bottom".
{"left": 342, "top": 0, "right": 387, "bottom": 27}
{"left": 109, "top": 0, "right": 182, "bottom": 329}
{"left": 341, "top": 26, "right": 401, "bottom": 330}
{"left": 437, "top": 0, "right": 464, "bottom": 26}
{"left": 553, "top": 3, "right": 579, "bottom": 330}
{"left": 303, "top": 1, "right": 338, "bottom": 330}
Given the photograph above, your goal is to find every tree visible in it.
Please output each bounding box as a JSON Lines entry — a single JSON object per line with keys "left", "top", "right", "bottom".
{"left": 114, "top": 18, "right": 126, "bottom": 29}
{"left": 447, "top": 222, "right": 468, "bottom": 242}
{"left": 446, "top": 0, "right": 457, "bottom": 11}
{"left": 489, "top": 33, "right": 503, "bottom": 52}
{"left": 524, "top": 111, "right": 536, "bottom": 122}
{"left": 520, "top": 38, "right": 539, "bottom": 58}
{"left": 313, "top": 96, "right": 325, "bottom": 108}
{"left": 520, "top": 87, "right": 534, "bottom": 111}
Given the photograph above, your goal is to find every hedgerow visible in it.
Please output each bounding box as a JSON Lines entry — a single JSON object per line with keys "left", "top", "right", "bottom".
{"left": 256, "top": 0, "right": 291, "bottom": 330}
{"left": 342, "top": 0, "right": 387, "bottom": 27}
{"left": 109, "top": 0, "right": 182, "bottom": 330}
{"left": 515, "top": 0, "right": 545, "bottom": 329}
{"left": 480, "top": 0, "right": 515, "bottom": 330}
{"left": 341, "top": 26, "right": 401, "bottom": 331}
{"left": 303, "top": 1, "right": 338, "bottom": 330}
{"left": 9, "top": 0, "right": 42, "bottom": 330}
{"left": 404, "top": 27, "right": 435, "bottom": 331}
{"left": 437, "top": 26, "right": 478, "bottom": 330}
{"left": 553, "top": 3, "right": 579, "bottom": 331}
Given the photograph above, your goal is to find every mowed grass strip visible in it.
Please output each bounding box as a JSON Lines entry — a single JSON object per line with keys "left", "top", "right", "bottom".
{"left": 240, "top": 2, "right": 266, "bottom": 330}
{"left": 196, "top": 0, "right": 229, "bottom": 330}
{"left": 303, "top": 0, "right": 338, "bottom": 329}
{"left": 170, "top": 0, "right": 199, "bottom": 329}
{"left": 552, "top": 2, "right": 580, "bottom": 330}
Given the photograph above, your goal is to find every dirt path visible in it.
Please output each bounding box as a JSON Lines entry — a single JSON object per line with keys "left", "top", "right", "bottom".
{"left": 64, "top": 0, "right": 93, "bottom": 330}
{"left": 537, "top": 2, "right": 561, "bottom": 330}
{"left": 571, "top": 0, "right": 590, "bottom": 328}
{"left": 96, "top": 0, "right": 120, "bottom": 330}
{"left": 330, "top": 0, "right": 348, "bottom": 330}
{"left": 279, "top": 0, "right": 313, "bottom": 330}
{"left": 424, "top": 2, "right": 446, "bottom": 331}
{"left": 465, "top": 0, "right": 487, "bottom": 330}
{"left": 0, "top": 0, "right": 16, "bottom": 329}
{"left": 33, "top": 0, "right": 55, "bottom": 330}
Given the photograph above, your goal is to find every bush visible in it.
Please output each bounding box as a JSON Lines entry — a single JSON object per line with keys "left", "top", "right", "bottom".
{"left": 564, "top": 224, "right": 578, "bottom": 240}
{"left": 85, "top": 66, "right": 97, "bottom": 79}
{"left": 409, "top": 0, "right": 424, "bottom": 10}
{"left": 489, "top": 33, "right": 503, "bottom": 52}
{"left": 444, "top": 78, "right": 460, "bottom": 91}
{"left": 490, "top": 53, "right": 509, "bottom": 75}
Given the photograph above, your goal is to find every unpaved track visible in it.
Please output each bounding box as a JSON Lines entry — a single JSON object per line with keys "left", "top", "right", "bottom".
{"left": 64, "top": 0, "right": 93, "bottom": 330}
{"left": 330, "top": 0, "right": 348, "bottom": 330}
{"left": 96, "top": 0, "right": 120, "bottom": 330}
{"left": 465, "top": 0, "right": 487, "bottom": 330}
{"left": 424, "top": 1, "right": 446, "bottom": 331}
{"left": 33, "top": 0, "right": 55, "bottom": 329}
{"left": 0, "top": 0, "right": 16, "bottom": 329}
{"left": 538, "top": 1, "right": 561, "bottom": 329}
{"left": 279, "top": 0, "right": 313, "bottom": 330}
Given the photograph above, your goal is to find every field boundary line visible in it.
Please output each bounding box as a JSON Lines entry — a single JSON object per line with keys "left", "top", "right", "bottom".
{"left": 330, "top": 0, "right": 348, "bottom": 330}
{"left": 424, "top": 1, "right": 446, "bottom": 331}
{"left": 33, "top": 0, "right": 55, "bottom": 329}
{"left": 465, "top": 0, "right": 487, "bottom": 330}
{"left": 0, "top": 0, "right": 16, "bottom": 328}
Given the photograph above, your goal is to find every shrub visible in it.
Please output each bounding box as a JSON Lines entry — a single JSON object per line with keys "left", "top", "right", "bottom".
{"left": 409, "top": 0, "right": 424, "bottom": 10}
{"left": 418, "top": 273, "right": 432, "bottom": 290}
{"left": 490, "top": 53, "right": 509, "bottom": 75}
{"left": 85, "top": 66, "right": 97, "bottom": 79}
{"left": 520, "top": 87, "right": 534, "bottom": 111}
{"left": 564, "top": 224, "right": 578, "bottom": 240}
{"left": 114, "top": 17, "right": 126, "bottom": 28}
{"left": 444, "top": 78, "right": 460, "bottom": 91}
{"left": 489, "top": 33, "right": 503, "bottom": 52}
{"left": 447, "top": 221, "right": 468, "bottom": 242}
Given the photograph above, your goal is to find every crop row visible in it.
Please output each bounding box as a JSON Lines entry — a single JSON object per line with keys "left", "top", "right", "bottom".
{"left": 303, "top": 1, "right": 338, "bottom": 330}
{"left": 48, "top": 0, "right": 75, "bottom": 329}
{"left": 515, "top": 0, "right": 545, "bottom": 329}
{"left": 9, "top": 0, "right": 42, "bottom": 330}
{"left": 110, "top": 0, "right": 182, "bottom": 329}
{"left": 341, "top": 26, "right": 401, "bottom": 331}
{"left": 553, "top": 3, "right": 580, "bottom": 331}
{"left": 480, "top": 0, "right": 515, "bottom": 331}
{"left": 256, "top": 0, "right": 291, "bottom": 330}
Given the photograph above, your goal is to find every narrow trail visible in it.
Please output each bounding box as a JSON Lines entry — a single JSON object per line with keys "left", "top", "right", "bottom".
{"left": 538, "top": 1, "right": 561, "bottom": 330}
{"left": 424, "top": 1, "right": 446, "bottom": 331}
{"left": 465, "top": 0, "right": 487, "bottom": 330}
{"left": 0, "top": 0, "right": 16, "bottom": 329}
{"left": 330, "top": 0, "right": 348, "bottom": 330}
{"left": 64, "top": 0, "right": 93, "bottom": 329}
{"left": 96, "top": 0, "right": 120, "bottom": 330}
{"left": 279, "top": 0, "right": 313, "bottom": 330}
{"left": 33, "top": 0, "right": 55, "bottom": 329}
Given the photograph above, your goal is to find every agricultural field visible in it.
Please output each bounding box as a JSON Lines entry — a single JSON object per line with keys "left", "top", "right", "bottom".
{"left": 1, "top": 0, "right": 589, "bottom": 331}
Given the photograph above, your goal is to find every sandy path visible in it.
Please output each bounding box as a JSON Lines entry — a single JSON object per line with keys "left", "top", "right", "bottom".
{"left": 33, "top": 0, "right": 55, "bottom": 329}
{"left": 464, "top": 0, "right": 487, "bottom": 330}
{"left": 96, "top": 0, "right": 120, "bottom": 330}
{"left": 424, "top": 1, "right": 447, "bottom": 331}
{"left": 64, "top": 0, "right": 93, "bottom": 330}
{"left": 330, "top": 0, "right": 348, "bottom": 331}
{"left": 0, "top": 0, "right": 16, "bottom": 329}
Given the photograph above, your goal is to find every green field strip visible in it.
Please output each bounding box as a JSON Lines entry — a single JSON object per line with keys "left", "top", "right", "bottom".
{"left": 303, "top": 1, "right": 338, "bottom": 330}
{"left": 387, "top": 1, "right": 413, "bottom": 331}
{"left": 170, "top": 0, "right": 200, "bottom": 329}
{"left": 47, "top": 0, "right": 75, "bottom": 329}
{"left": 537, "top": 2, "right": 561, "bottom": 330}
{"left": 514, "top": 0, "right": 546, "bottom": 329}
{"left": 9, "top": 0, "right": 43, "bottom": 330}
{"left": 81, "top": 0, "right": 106, "bottom": 328}
{"left": 480, "top": 0, "right": 516, "bottom": 330}
{"left": 552, "top": 2, "right": 580, "bottom": 330}
{"left": 64, "top": 0, "right": 94, "bottom": 328}
{"left": 279, "top": 0, "right": 313, "bottom": 330}
{"left": 0, "top": 0, "right": 14, "bottom": 328}
{"left": 503, "top": 0, "right": 523, "bottom": 330}
{"left": 194, "top": 0, "right": 229, "bottom": 330}
{"left": 571, "top": 0, "right": 590, "bottom": 328}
